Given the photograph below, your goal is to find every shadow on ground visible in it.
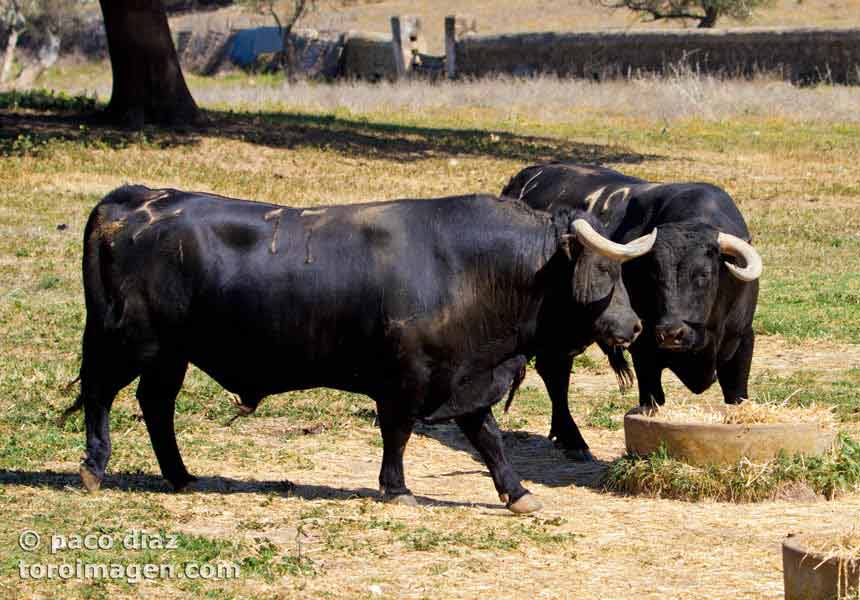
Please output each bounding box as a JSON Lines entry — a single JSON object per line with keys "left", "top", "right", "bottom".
{"left": 0, "top": 103, "right": 660, "bottom": 166}
{"left": 414, "top": 421, "right": 611, "bottom": 490}
{"left": 0, "top": 469, "right": 505, "bottom": 510}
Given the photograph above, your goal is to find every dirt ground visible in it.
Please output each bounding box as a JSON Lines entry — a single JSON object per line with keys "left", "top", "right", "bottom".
{"left": 41, "top": 338, "right": 859, "bottom": 599}
{"left": 160, "top": 344, "right": 859, "bottom": 599}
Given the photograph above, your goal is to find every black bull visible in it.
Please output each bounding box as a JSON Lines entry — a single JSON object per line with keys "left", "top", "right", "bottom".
{"left": 503, "top": 163, "right": 762, "bottom": 460}
{"left": 65, "top": 185, "right": 656, "bottom": 513}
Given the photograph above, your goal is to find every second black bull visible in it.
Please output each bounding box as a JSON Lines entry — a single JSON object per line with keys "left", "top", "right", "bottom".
{"left": 503, "top": 163, "right": 762, "bottom": 461}
{"left": 65, "top": 186, "right": 658, "bottom": 513}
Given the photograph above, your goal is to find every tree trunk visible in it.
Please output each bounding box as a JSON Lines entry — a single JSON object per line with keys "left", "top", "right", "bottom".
{"left": 1, "top": 29, "right": 21, "bottom": 84}
{"left": 698, "top": 7, "right": 720, "bottom": 28}
{"left": 99, "top": 0, "right": 202, "bottom": 127}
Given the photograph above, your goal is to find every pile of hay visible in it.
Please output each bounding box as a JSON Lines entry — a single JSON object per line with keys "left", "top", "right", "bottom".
{"left": 602, "top": 434, "right": 860, "bottom": 503}
{"left": 644, "top": 399, "right": 836, "bottom": 428}
{"left": 804, "top": 530, "right": 860, "bottom": 599}
{"left": 808, "top": 530, "right": 860, "bottom": 563}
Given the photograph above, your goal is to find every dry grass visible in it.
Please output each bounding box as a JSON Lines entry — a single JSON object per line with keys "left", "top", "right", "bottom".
{"left": 2, "top": 69, "right": 860, "bottom": 598}
{"left": 38, "top": 62, "right": 860, "bottom": 126}
{"left": 190, "top": 72, "right": 860, "bottom": 124}
{"left": 646, "top": 399, "right": 837, "bottom": 427}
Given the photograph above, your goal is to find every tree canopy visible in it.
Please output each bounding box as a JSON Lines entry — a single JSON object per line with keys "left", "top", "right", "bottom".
{"left": 595, "top": 0, "right": 776, "bottom": 28}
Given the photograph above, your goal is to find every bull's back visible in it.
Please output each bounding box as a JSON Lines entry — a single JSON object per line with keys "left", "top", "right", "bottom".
{"left": 507, "top": 164, "right": 751, "bottom": 241}
{"left": 84, "top": 188, "right": 548, "bottom": 395}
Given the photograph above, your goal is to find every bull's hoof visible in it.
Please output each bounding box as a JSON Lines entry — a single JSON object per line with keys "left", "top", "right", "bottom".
{"left": 385, "top": 493, "right": 418, "bottom": 507}
{"left": 504, "top": 493, "right": 542, "bottom": 514}
{"left": 563, "top": 448, "right": 596, "bottom": 462}
{"left": 79, "top": 464, "right": 102, "bottom": 493}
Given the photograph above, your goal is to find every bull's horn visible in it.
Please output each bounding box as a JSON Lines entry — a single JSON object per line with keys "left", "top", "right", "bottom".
{"left": 571, "top": 219, "right": 657, "bottom": 263}
{"left": 717, "top": 232, "right": 762, "bottom": 282}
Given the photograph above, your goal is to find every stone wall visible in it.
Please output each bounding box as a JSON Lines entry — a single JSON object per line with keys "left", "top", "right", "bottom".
{"left": 340, "top": 31, "right": 396, "bottom": 80}
{"left": 454, "top": 27, "right": 860, "bottom": 83}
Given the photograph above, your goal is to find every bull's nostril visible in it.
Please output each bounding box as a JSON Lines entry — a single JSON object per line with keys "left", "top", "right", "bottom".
{"left": 656, "top": 324, "right": 686, "bottom": 346}
{"left": 633, "top": 321, "right": 643, "bottom": 337}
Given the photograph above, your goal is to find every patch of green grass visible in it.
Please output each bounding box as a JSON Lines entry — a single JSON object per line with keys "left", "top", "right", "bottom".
{"left": 497, "top": 386, "right": 546, "bottom": 420}
{"left": 36, "top": 274, "right": 61, "bottom": 290}
{"left": 173, "top": 532, "right": 235, "bottom": 563}
{"left": 603, "top": 435, "right": 860, "bottom": 502}
{"left": 573, "top": 353, "right": 602, "bottom": 372}
{"left": 756, "top": 273, "right": 860, "bottom": 341}
{"left": 0, "top": 429, "right": 83, "bottom": 468}
{"left": 751, "top": 370, "right": 860, "bottom": 422}
{"left": 239, "top": 537, "right": 318, "bottom": 580}
{"left": 0, "top": 89, "right": 98, "bottom": 112}
{"left": 585, "top": 398, "right": 625, "bottom": 430}
{"left": 397, "top": 522, "right": 577, "bottom": 553}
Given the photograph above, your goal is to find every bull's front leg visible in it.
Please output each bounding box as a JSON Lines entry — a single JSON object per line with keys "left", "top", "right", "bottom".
{"left": 136, "top": 359, "right": 194, "bottom": 491}
{"left": 456, "top": 407, "right": 541, "bottom": 514}
{"left": 717, "top": 329, "right": 754, "bottom": 405}
{"left": 535, "top": 351, "right": 594, "bottom": 462}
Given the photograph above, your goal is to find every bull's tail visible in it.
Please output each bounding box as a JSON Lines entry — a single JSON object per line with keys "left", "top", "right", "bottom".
{"left": 58, "top": 390, "right": 84, "bottom": 427}
{"left": 58, "top": 187, "right": 142, "bottom": 426}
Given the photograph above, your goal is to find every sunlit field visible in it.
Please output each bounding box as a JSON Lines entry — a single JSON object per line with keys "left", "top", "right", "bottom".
{"left": 1, "top": 61, "right": 859, "bottom": 598}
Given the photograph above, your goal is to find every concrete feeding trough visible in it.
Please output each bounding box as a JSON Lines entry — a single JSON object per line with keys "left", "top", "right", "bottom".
{"left": 624, "top": 404, "right": 836, "bottom": 466}
{"left": 783, "top": 534, "right": 860, "bottom": 600}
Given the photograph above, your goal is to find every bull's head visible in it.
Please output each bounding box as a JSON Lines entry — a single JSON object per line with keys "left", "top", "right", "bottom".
{"left": 631, "top": 223, "right": 762, "bottom": 352}
{"left": 557, "top": 215, "right": 657, "bottom": 351}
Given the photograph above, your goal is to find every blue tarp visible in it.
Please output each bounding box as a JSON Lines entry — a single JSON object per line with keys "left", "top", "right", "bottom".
{"left": 228, "top": 27, "right": 284, "bottom": 67}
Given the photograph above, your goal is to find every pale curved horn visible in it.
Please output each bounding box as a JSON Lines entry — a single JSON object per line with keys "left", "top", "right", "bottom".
{"left": 571, "top": 219, "right": 657, "bottom": 263}
{"left": 717, "top": 232, "right": 762, "bottom": 282}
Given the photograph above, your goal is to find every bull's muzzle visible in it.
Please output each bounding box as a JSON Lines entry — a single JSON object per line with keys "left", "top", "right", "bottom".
{"left": 608, "top": 319, "right": 643, "bottom": 349}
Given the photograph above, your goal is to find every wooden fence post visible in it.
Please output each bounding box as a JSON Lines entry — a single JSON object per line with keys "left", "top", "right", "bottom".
{"left": 390, "top": 16, "right": 406, "bottom": 78}
{"left": 445, "top": 15, "right": 457, "bottom": 79}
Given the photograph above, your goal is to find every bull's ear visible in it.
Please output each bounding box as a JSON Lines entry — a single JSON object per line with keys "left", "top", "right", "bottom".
{"left": 571, "top": 249, "right": 595, "bottom": 305}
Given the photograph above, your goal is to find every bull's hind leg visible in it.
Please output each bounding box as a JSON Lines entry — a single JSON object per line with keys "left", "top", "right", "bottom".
{"left": 717, "top": 329, "right": 754, "bottom": 405}
{"left": 136, "top": 359, "right": 192, "bottom": 490}
{"left": 376, "top": 401, "right": 416, "bottom": 505}
{"left": 79, "top": 358, "right": 139, "bottom": 491}
{"left": 80, "top": 381, "right": 132, "bottom": 492}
